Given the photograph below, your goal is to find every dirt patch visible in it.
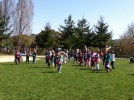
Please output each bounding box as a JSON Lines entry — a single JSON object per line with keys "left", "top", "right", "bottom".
{"left": 0, "top": 55, "right": 45, "bottom": 63}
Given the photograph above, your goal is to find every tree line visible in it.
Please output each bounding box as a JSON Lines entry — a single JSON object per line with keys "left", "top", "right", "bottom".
{"left": 36, "top": 15, "right": 113, "bottom": 50}
{"left": 0, "top": 0, "right": 134, "bottom": 57}
{"left": 0, "top": 0, "right": 113, "bottom": 51}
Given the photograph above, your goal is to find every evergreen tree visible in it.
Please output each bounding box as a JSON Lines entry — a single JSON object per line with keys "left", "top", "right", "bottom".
{"left": 0, "top": 8, "right": 12, "bottom": 42}
{"left": 59, "top": 15, "right": 76, "bottom": 49}
{"left": 75, "top": 17, "right": 92, "bottom": 48}
{"left": 36, "top": 23, "right": 60, "bottom": 49}
{"left": 94, "top": 17, "right": 112, "bottom": 49}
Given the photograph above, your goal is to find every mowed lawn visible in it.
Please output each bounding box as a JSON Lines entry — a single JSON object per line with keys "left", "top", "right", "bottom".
{"left": 0, "top": 58, "right": 134, "bottom": 100}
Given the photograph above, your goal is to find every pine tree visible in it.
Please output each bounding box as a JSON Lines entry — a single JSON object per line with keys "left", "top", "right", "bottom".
{"left": 94, "top": 16, "right": 112, "bottom": 49}
{"left": 76, "top": 17, "right": 92, "bottom": 48}
{"left": 0, "top": 9, "right": 12, "bottom": 42}
{"left": 59, "top": 15, "right": 76, "bottom": 49}
{"left": 36, "top": 23, "right": 60, "bottom": 49}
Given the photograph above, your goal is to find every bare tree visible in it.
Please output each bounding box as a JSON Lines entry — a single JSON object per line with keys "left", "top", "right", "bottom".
{"left": 14, "top": 0, "right": 34, "bottom": 36}
{"left": 0, "top": 0, "right": 15, "bottom": 33}
{"left": 126, "top": 23, "right": 134, "bottom": 38}
{"left": 1, "top": 0, "right": 15, "bottom": 16}
{"left": 11, "top": 0, "right": 34, "bottom": 47}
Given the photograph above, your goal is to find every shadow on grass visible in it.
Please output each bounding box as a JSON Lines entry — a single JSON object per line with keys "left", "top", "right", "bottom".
{"left": 1, "top": 63, "right": 27, "bottom": 66}
{"left": 2, "top": 63, "right": 15, "bottom": 65}
{"left": 76, "top": 67, "right": 90, "bottom": 70}
{"left": 89, "top": 70, "right": 107, "bottom": 73}
{"left": 71, "top": 64, "right": 89, "bottom": 67}
{"left": 75, "top": 66, "right": 107, "bottom": 73}
{"left": 72, "top": 64, "right": 80, "bottom": 66}
{"left": 29, "top": 66, "right": 48, "bottom": 68}
{"left": 128, "top": 74, "right": 134, "bottom": 76}
{"left": 42, "top": 71, "right": 57, "bottom": 73}
{"left": 85, "top": 68, "right": 107, "bottom": 73}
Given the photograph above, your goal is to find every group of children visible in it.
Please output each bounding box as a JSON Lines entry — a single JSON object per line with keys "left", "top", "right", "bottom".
{"left": 44, "top": 46, "right": 116, "bottom": 73}
{"left": 45, "top": 49, "right": 65, "bottom": 73}
{"left": 14, "top": 46, "right": 116, "bottom": 73}
{"left": 64, "top": 47, "right": 115, "bottom": 73}
{"left": 14, "top": 49, "right": 37, "bottom": 64}
{"left": 77, "top": 50, "right": 101, "bottom": 70}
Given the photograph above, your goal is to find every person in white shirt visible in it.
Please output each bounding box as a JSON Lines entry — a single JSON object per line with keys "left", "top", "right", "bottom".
{"left": 111, "top": 51, "right": 115, "bottom": 69}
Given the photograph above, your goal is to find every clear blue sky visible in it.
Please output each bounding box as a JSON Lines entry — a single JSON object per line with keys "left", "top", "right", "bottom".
{"left": 32, "top": 0, "right": 134, "bottom": 39}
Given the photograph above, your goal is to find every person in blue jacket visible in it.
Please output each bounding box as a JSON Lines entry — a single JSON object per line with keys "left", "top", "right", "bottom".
{"left": 105, "top": 51, "right": 112, "bottom": 72}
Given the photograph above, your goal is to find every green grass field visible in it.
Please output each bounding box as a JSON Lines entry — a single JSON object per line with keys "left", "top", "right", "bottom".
{"left": 0, "top": 58, "right": 134, "bottom": 100}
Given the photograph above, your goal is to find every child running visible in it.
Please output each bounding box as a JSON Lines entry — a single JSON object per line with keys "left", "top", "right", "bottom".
{"left": 57, "top": 52, "right": 64, "bottom": 73}
{"left": 105, "top": 51, "right": 112, "bottom": 72}
{"left": 94, "top": 51, "right": 101, "bottom": 71}
{"left": 91, "top": 50, "right": 96, "bottom": 70}
{"left": 111, "top": 51, "right": 115, "bottom": 69}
